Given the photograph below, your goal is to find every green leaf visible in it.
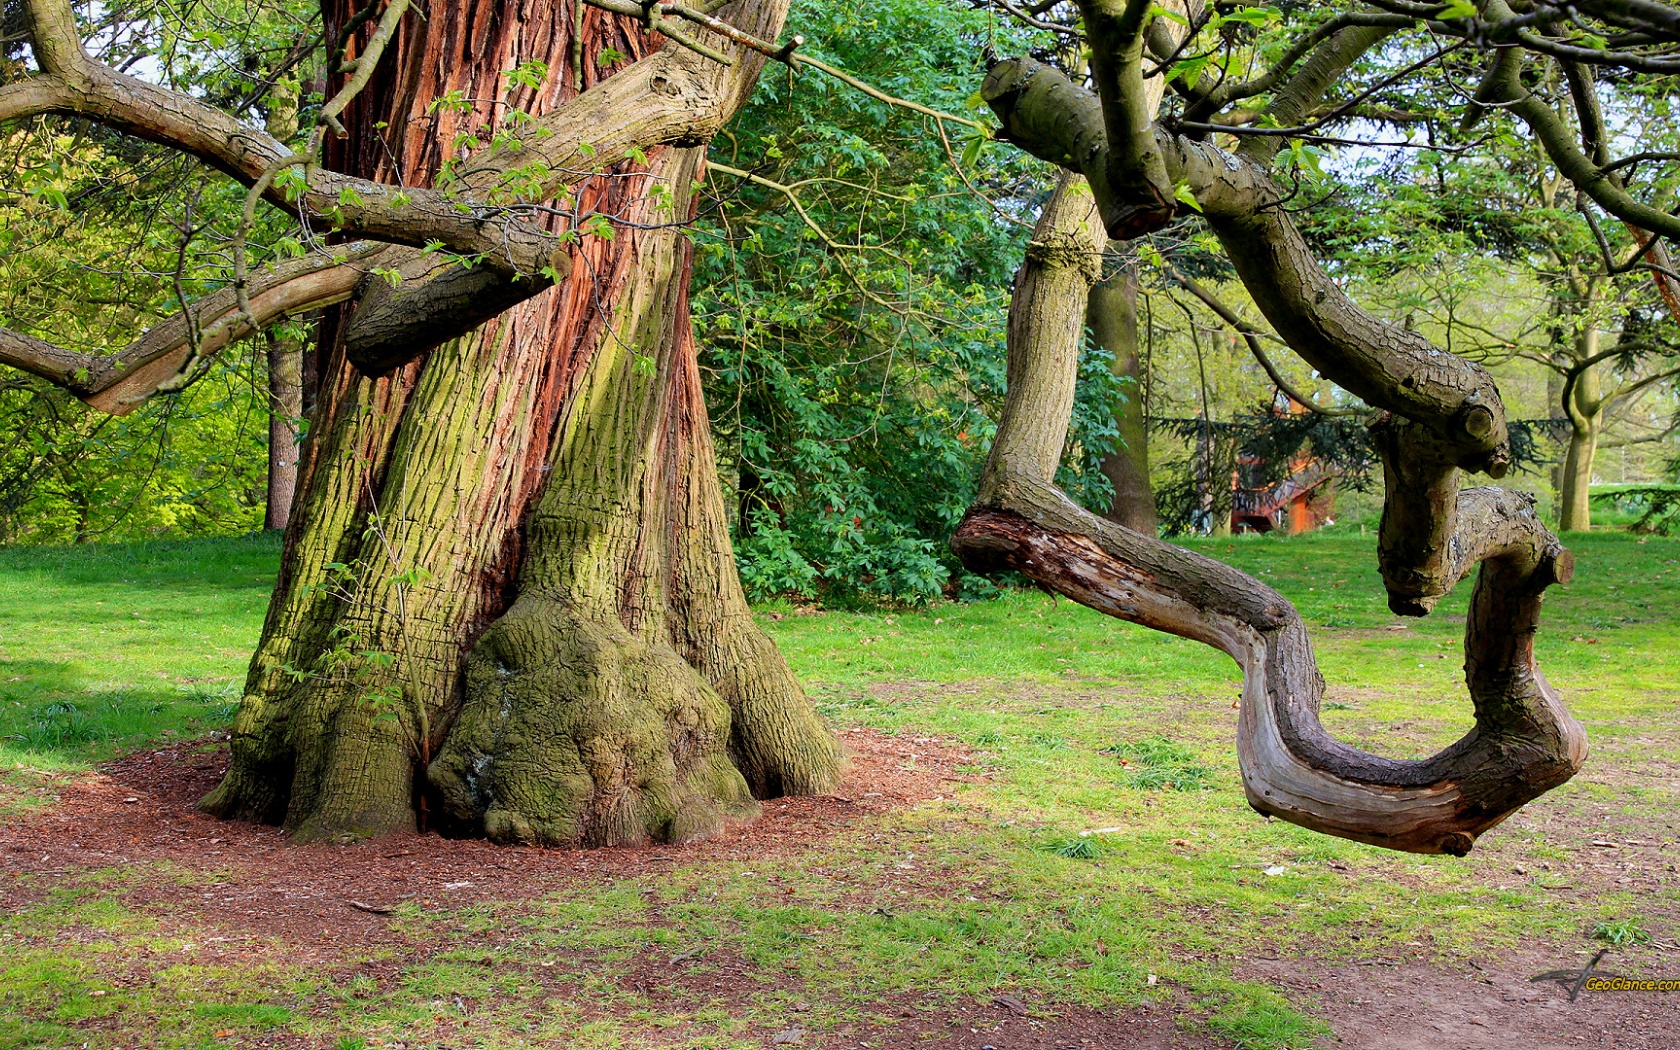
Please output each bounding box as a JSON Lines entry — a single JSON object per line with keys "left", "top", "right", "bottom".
{"left": 504, "top": 60, "right": 549, "bottom": 91}
{"left": 1218, "top": 6, "right": 1279, "bottom": 27}
{"left": 1169, "top": 54, "right": 1213, "bottom": 85}
{"left": 1149, "top": 4, "right": 1189, "bottom": 26}
{"left": 1173, "top": 182, "right": 1203, "bottom": 213}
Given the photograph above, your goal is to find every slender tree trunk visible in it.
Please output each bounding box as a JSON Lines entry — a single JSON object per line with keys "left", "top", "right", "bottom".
{"left": 1090, "top": 252, "right": 1157, "bottom": 534}
{"left": 261, "top": 76, "right": 304, "bottom": 535}
{"left": 202, "top": 0, "right": 839, "bottom": 844}
{"left": 1558, "top": 412, "right": 1600, "bottom": 532}
{"left": 1559, "top": 353, "right": 1603, "bottom": 532}
{"left": 263, "top": 329, "right": 302, "bottom": 531}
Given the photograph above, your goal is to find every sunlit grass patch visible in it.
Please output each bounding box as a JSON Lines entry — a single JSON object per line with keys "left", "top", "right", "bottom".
{"left": 0, "top": 529, "right": 1676, "bottom": 1047}
{"left": 1103, "top": 735, "right": 1214, "bottom": 791}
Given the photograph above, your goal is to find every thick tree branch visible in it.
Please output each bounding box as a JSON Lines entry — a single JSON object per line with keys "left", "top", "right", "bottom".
{"left": 1074, "top": 0, "right": 1180, "bottom": 236}
{"left": 1473, "top": 5, "right": 1680, "bottom": 244}
{"left": 1183, "top": 12, "right": 1417, "bottom": 125}
{"left": 957, "top": 171, "right": 1585, "bottom": 856}
{"left": 986, "top": 55, "right": 1511, "bottom": 474}
{"left": 1235, "top": 22, "right": 1399, "bottom": 167}
{"left": 0, "top": 245, "right": 385, "bottom": 413}
{"left": 6, "top": 0, "right": 797, "bottom": 406}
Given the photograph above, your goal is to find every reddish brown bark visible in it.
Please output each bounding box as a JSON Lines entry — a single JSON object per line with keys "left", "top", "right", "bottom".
{"left": 204, "top": 1, "right": 839, "bottom": 843}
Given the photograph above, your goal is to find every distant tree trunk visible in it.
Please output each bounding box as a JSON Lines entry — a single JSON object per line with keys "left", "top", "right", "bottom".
{"left": 261, "top": 77, "right": 304, "bottom": 535}
{"left": 263, "top": 329, "right": 302, "bottom": 532}
{"left": 201, "top": 0, "right": 839, "bottom": 844}
{"left": 1558, "top": 409, "right": 1600, "bottom": 532}
{"left": 1559, "top": 334, "right": 1604, "bottom": 533}
{"left": 1090, "top": 253, "right": 1157, "bottom": 534}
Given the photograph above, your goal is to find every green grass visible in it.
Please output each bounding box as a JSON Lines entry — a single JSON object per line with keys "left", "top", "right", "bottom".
{"left": 0, "top": 535, "right": 277, "bottom": 803}
{"left": 2, "top": 527, "right": 1677, "bottom": 1049}
{"left": 1591, "top": 918, "right": 1653, "bottom": 946}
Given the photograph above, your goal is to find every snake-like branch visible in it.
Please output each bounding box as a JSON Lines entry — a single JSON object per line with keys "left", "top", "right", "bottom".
{"left": 956, "top": 129, "right": 1585, "bottom": 853}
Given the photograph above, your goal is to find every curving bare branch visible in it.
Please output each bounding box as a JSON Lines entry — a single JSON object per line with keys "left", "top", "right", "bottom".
{"left": 963, "top": 7, "right": 1590, "bottom": 853}
{"left": 0, "top": 245, "right": 387, "bottom": 413}
{"left": 955, "top": 176, "right": 1585, "bottom": 856}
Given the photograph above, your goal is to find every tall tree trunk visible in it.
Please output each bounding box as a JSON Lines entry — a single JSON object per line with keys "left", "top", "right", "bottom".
{"left": 201, "top": 0, "right": 839, "bottom": 844}
{"left": 1557, "top": 410, "right": 1600, "bottom": 532}
{"left": 261, "top": 75, "right": 304, "bottom": 535}
{"left": 1090, "top": 252, "right": 1157, "bottom": 534}
{"left": 1559, "top": 347, "right": 1603, "bottom": 533}
{"left": 263, "top": 329, "right": 302, "bottom": 532}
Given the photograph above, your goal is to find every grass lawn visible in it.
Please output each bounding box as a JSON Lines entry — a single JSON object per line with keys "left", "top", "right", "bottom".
{"left": 1, "top": 527, "right": 1677, "bottom": 1049}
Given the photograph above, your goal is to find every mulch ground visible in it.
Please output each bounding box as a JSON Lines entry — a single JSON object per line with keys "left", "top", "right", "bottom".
{"left": 1, "top": 728, "right": 1228, "bottom": 1049}
{"left": 4, "top": 724, "right": 1675, "bottom": 1048}
{"left": 2, "top": 727, "right": 973, "bottom": 947}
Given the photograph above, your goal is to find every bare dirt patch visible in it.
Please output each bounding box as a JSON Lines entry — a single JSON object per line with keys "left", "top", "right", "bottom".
{"left": 1240, "top": 954, "right": 1678, "bottom": 1049}
{"left": 0, "top": 726, "right": 973, "bottom": 946}
{"left": 5, "top": 717, "right": 1676, "bottom": 1048}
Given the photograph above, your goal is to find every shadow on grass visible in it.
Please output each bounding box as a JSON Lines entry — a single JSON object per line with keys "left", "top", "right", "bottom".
{"left": 0, "top": 664, "right": 238, "bottom": 770}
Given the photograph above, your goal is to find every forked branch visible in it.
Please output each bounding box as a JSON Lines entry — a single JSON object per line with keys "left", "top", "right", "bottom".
{"left": 955, "top": 177, "right": 1585, "bottom": 855}
{"left": 964, "top": 7, "right": 1589, "bottom": 853}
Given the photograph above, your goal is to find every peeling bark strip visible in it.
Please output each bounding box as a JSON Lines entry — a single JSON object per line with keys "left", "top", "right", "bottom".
{"left": 965, "top": 25, "right": 1590, "bottom": 852}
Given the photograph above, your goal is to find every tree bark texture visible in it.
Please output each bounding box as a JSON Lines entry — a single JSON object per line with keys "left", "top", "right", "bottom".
{"left": 1559, "top": 350, "right": 1603, "bottom": 533}
{"left": 200, "top": 0, "right": 840, "bottom": 844}
{"left": 1090, "top": 255, "right": 1157, "bottom": 534}
{"left": 965, "top": 30, "right": 1587, "bottom": 854}
{"left": 264, "top": 330, "right": 303, "bottom": 532}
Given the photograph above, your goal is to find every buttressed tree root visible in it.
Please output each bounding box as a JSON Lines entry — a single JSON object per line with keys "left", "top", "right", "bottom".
{"left": 960, "top": 5, "right": 1587, "bottom": 857}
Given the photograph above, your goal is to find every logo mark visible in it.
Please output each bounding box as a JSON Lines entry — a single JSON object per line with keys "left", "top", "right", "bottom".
{"left": 1530, "top": 948, "right": 1619, "bottom": 1002}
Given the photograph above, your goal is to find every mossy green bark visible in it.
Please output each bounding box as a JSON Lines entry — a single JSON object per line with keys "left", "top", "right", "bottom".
{"left": 433, "top": 597, "right": 758, "bottom": 846}
{"left": 203, "top": 0, "right": 836, "bottom": 847}
{"left": 206, "top": 147, "right": 840, "bottom": 847}
{"left": 427, "top": 148, "right": 839, "bottom": 846}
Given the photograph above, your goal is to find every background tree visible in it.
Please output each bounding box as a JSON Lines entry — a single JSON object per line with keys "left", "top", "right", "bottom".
{"left": 1302, "top": 63, "right": 1680, "bottom": 532}
{"left": 693, "top": 0, "right": 1127, "bottom": 601}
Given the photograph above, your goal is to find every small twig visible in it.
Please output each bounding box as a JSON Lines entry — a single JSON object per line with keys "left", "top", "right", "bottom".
{"left": 1167, "top": 266, "right": 1361, "bottom": 417}
{"left": 348, "top": 900, "right": 395, "bottom": 915}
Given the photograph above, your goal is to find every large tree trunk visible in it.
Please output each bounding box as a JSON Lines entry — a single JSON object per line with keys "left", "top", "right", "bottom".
{"left": 1090, "top": 253, "right": 1157, "bottom": 534}
{"left": 201, "top": 0, "right": 840, "bottom": 844}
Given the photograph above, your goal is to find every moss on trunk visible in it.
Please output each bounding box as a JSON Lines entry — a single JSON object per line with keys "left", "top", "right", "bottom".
{"left": 203, "top": 0, "right": 838, "bottom": 846}
{"left": 429, "top": 147, "right": 838, "bottom": 845}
